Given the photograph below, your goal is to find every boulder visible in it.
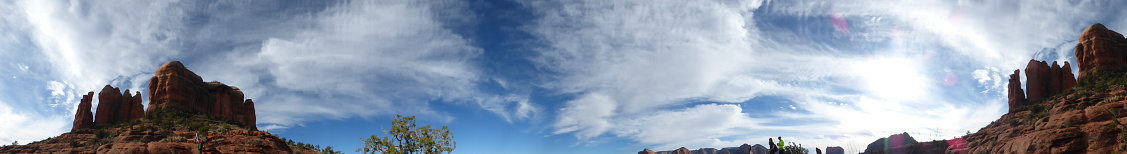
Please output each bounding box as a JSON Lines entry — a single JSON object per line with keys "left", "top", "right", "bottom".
{"left": 71, "top": 92, "right": 94, "bottom": 131}
{"left": 1008, "top": 69, "right": 1026, "bottom": 112}
{"left": 94, "top": 85, "right": 122, "bottom": 127}
{"left": 1075, "top": 23, "right": 1127, "bottom": 80}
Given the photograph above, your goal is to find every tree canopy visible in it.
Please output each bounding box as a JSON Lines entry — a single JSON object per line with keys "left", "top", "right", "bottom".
{"left": 357, "top": 115, "right": 455, "bottom": 154}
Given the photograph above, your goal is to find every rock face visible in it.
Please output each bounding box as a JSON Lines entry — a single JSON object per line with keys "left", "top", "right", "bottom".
{"left": 861, "top": 132, "right": 918, "bottom": 154}
{"left": 1075, "top": 23, "right": 1127, "bottom": 80}
{"left": 639, "top": 149, "right": 657, "bottom": 154}
{"left": 1008, "top": 70, "right": 1026, "bottom": 112}
{"left": 85, "top": 85, "right": 146, "bottom": 128}
{"left": 147, "top": 61, "right": 258, "bottom": 128}
{"left": 825, "top": 146, "right": 844, "bottom": 154}
{"left": 954, "top": 24, "right": 1127, "bottom": 154}
{"left": 2, "top": 127, "right": 291, "bottom": 153}
{"left": 672, "top": 147, "right": 691, "bottom": 154}
{"left": 71, "top": 92, "right": 94, "bottom": 131}
{"left": 148, "top": 61, "right": 212, "bottom": 114}
{"left": 131, "top": 91, "right": 143, "bottom": 120}
{"left": 1010, "top": 60, "right": 1077, "bottom": 110}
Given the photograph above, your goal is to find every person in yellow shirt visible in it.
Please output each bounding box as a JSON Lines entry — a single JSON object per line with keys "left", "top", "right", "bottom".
{"left": 777, "top": 137, "right": 785, "bottom": 154}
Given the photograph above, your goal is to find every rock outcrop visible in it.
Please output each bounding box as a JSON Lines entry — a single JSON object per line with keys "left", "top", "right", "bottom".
{"left": 147, "top": 61, "right": 257, "bottom": 128}
{"left": 861, "top": 132, "right": 918, "bottom": 154}
{"left": 1008, "top": 70, "right": 1026, "bottom": 112}
{"left": 954, "top": 24, "right": 1127, "bottom": 153}
{"left": 672, "top": 147, "right": 691, "bottom": 154}
{"left": 1009, "top": 60, "right": 1077, "bottom": 110}
{"left": 71, "top": 92, "right": 94, "bottom": 131}
{"left": 639, "top": 149, "right": 657, "bottom": 154}
{"left": 148, "top": 61, "right": 213, "bottom": 114}
{"left": 1075, "top": 23, "right": 1127, "bottom": 80}
{"left": 825, "top": 146, "right": 844, "bottom": 154}
{"left": 90, "top": 85, "right": 145, "bottom": 127}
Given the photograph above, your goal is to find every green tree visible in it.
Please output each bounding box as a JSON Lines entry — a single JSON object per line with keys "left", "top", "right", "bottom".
{"left": 357, "top": 115, "right": 455, "bottom": 154}
{"left": 321, "top": 146, "right": 343, "bottom": 154}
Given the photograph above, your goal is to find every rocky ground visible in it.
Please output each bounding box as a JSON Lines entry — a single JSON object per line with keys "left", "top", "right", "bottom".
{"left": 0, "top": 109, "right": 294, "bottom": 153}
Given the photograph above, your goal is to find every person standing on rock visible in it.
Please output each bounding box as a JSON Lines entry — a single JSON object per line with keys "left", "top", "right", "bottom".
{"left": 769, "top": 138, "right": 777, "bottom": 154}
{"left": 777, "top": 137, "right": 785, "bottom": 154}
{"left": 196, "top": 132, "right": 203, "bottom": 151}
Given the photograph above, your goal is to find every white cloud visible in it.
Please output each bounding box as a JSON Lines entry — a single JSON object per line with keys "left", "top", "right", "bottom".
{"left": 188, "top": 0, "right": 512, "bottom": 128}
{"left": 15, "top": 0, "right": 185, "bottom": 109}
{"left": 614, "top": 104, "right": 764, "bottom": 150}
{"left": 0, "top": 101, "right": 69, "bottom": 145}
{"left": 0, "top": 0, "right": 523, "bottom": 140}
{"left": 525, "top": 0, "right": 1105, "bottom": 150}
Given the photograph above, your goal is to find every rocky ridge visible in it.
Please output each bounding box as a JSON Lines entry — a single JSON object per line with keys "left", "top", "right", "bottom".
{"left": 949, "top": 23, "right": 1127, "bottom": 153}
{"left": 648, "top": 143, "right": 768, "bottom": 154}
{"left": 2, "top": 61, "right": 294, "bottom": 153}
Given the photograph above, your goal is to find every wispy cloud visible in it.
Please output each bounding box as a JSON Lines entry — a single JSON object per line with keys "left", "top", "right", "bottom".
{"left": 523, "top": 0, "right": 1126, "bottom": 150}
{"left": 0, "top": 0, "right": 534, "bottom": 138}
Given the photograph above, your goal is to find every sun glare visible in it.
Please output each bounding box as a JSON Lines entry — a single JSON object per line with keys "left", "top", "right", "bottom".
{"left": 852, "top": 57, "right": 929, "bottom": 101}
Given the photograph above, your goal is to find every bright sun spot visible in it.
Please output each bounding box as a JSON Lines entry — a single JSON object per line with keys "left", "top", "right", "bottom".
{"left": 852, "top": 58, "right": 929, "bottom": 101}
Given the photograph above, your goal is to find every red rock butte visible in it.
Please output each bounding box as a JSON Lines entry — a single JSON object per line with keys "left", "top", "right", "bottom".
{"left": 72, "top": 61, "right": 257, "bottom": 131}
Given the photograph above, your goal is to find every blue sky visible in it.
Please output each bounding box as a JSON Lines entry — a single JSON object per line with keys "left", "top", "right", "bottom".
{"left": 2, "top": 0, "right": 1127, "bottom": 153}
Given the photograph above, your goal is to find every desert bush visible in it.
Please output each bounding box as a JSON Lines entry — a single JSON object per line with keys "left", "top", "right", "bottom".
{"left": 159, "top": 135, "right": 186, "bottom": 142}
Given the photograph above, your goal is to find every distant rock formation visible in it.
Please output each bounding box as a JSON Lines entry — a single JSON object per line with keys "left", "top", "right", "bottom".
{"left": 672, "top": 147, "right": 691, "bottom": 154}
{"left": 147, "top": 61, "right": 257, "bottom": 128}
{"left": 825, "top": 146, "right": 844, "bottom": 154}
{"left": 650, "top": 143, "right": 767, "bottom": 154}
{"left": 1075, "top": 23, "right": 1127, "bottom": 80}
{"left": 861, "top": 132, "right": 918, "bottom": 154}
{"left": 638, "top": 149, "right": 656, "bottom": 154}
{"left": 71, "top": 92, "right": 94, "bottom": 131}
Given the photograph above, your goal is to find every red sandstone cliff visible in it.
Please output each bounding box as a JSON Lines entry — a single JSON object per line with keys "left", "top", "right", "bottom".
{"left": 960, "top": 23, "right": 1127, "bottom": 154}
{"left": 147, "top": 61, "right": 257, "bottom": 128}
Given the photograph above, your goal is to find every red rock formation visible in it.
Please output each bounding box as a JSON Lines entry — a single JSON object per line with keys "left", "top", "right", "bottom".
{"left": 956, "top": 24, "right": 1127, "bottom": 153}
{"left": 1025, "top": 60, "right": 1049, "bottom": 102}
{"left": 94, "top": 85, "right": 121, "bottom": 127}
{"left": 71, "top": 92, "right": 94, "bottom": 131}
{"left": 1075, "top": 23, "right": 1127, "bottom": 80}
{"left": 245, "top": 99, "right": 256, "bottom": 127}
{"left": 1049, "top": 62, "right": 1062, "bottom": 94}
{"left": 148, "top": 61, "right": 257, "bottom": 128}
{"left": 672, "top": 147, "right": 691, "bottom": 154}
{"left": 87, "top": 86, "right": 145, "bottom": 128}
{"left": 1021, "top": 60, "right": 1077, "bottom": 103}
{"left": 1063, "top": 62, "right": 1077, "bottom": 89}
{"left": 1007, "top": 69, "right": 1026, "bottom": 112}
{"left": 130, "top": 91, "right": 143, "bottom": 120}
{"left": 118, "top": 89, "right": 133, "bottom": 122}
{"left": 638, "top": 149, "right": 656, "bottom": 154}
{"left": 148, "top": 61, "right": 213, "bottom": 113}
